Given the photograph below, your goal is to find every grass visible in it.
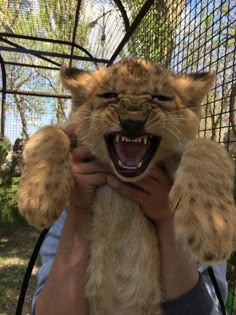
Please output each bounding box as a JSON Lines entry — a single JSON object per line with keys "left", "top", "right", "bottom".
{"left": 227, "top": 256, "right": 236, "bottom": 315}
{"left": 227, "top": 290, "right": 236, "bottom": 315}
{"left": 0, "top": 221, "right": 40, "bottom": 315}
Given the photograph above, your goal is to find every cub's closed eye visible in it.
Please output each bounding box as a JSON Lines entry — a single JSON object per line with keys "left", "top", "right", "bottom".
{"left": 98, "top": 92, "right": 118, "bottom": 99}
{"left": 152, "top": 95, "right": 174, "bottom": 102}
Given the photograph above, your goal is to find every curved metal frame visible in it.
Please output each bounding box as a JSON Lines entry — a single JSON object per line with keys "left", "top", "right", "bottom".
{"left": 113, "top": 0, "right": 130, "bottom": 31}
{"left": 0, "top": 54, "right": 6, "bottom": 137}
{"left": 0, "top": 34, "right": 103, "bottom": 66}
{"left": 0, "top": 0, "right": 155, "bottom": 122}
{"left": 0, "top": 0, "right": 131, "bottom": 69}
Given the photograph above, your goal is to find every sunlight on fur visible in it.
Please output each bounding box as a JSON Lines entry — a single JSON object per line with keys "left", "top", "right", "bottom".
{"left": 17, "top": 59, "right": 236, "bottom": 315}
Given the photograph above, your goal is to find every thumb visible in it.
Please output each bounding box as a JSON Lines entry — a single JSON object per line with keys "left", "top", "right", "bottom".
{"left": 63, "top": 124, "right": 78, "bottom": 148}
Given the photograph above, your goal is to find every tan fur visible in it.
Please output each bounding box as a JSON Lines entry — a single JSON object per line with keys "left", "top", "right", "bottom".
{"left": 17, "top": 59, "right": 236, "bottom": 315}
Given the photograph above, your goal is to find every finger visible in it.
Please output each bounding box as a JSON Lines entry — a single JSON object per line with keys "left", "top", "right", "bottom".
{"left": 117, "top": 167, "right": 171, "bottom": 195}
{"left": 63, "top": 124, "right": 78, "bottom": 147}
{"left": 107, "top": 175, "right": 148, "bottom": 203}
{"left": 130, "top": 167, "right": 167, "bottom": 193}
{"left": 71, "top": 146, "right": 94, "bottom": 162}
{"left": 149, "top": 166, "right": 171, "bottom": 183}
{"left": 63, "top": 124, "right": 76, "bottom": 138}
{"left": 71, "top": 147, "right": 112, "bottom": 172}
{"left": 71, "top": 161, "right": 108, "bottom": 175}
{"left": 74, "top": 173, "right": 107, "bottom": 188}
{"left": 97, "top": 161, "right": 114, "bottom": 173}
{"left": 135, "top": 176, "right": 160, "bottom": 193}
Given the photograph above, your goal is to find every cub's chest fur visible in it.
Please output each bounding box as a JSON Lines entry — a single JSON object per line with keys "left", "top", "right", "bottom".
{"left": 17, "top": 59, "right": 236, "bottom": 315}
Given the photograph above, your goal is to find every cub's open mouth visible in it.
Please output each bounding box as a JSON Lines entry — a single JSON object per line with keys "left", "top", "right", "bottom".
{"left": 105, "top": 133, "right": 161, "bottom": 177}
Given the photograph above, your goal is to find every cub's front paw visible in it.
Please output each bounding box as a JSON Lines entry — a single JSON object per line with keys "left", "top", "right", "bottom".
{"left": 169, "top": 139, "right": 236, "bottom": 264}
{"left": 170, "top": 182, "right": 234, "bottom": 263}
{"left": 17, "top": 126, "right": 73, "bottom": 228}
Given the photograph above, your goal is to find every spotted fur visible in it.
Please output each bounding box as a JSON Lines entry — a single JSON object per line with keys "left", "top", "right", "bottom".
{"left": 18, "top": 59, "right": 236, "bottom": 315}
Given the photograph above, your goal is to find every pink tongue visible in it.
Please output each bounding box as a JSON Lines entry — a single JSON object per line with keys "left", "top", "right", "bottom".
{"left": 114, "top": 142, "right": 148, "bottom": 166}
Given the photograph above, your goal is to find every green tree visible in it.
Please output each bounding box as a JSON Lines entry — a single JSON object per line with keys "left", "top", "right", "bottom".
{"left": 0, "top": 135, "right": 18, "bottom": 223}
{"left": 0, "top": 135, "right": 11, "bottom": 168}
{"left": 122, "top": 0, "right": 185, "bottom": 65}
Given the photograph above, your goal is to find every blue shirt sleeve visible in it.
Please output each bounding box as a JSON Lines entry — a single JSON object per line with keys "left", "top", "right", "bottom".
{"left": 200, "top": 262, "right": 228, "bottom": 314}
{"left": 32, "top": 212, "right": 228, "bottom": 315}
{"left": 31, "top": 212, "right": 66, "bottom": 314}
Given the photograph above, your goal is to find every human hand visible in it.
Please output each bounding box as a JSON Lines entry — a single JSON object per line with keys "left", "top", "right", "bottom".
{"left": 107, "top": 166, "right": 173, "bottom": 224}
{"left": 69, "top": 146, "right": 108, "bottom": 212}
{"left": 63, "top": 126, "right": 108, "bottom": 222}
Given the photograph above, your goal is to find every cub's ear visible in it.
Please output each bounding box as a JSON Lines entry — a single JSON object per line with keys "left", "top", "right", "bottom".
{"left": 60, "top": 65, "right": 96, "bottom": 108}
{"left": 60, "top": 65, "right": 92, "bottom": 91}
{"left": 174, "top": 72, "right": 216, "bottom": 111}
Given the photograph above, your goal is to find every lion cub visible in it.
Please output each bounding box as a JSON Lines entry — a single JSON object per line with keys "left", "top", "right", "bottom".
{"left": 18, "top": 59, "right": 236, "bottom": 315}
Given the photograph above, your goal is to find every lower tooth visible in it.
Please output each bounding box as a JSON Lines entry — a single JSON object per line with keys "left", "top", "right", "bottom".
{"left": 125, "top": 165, "right": 137, "bottom": 169}
{"left": 118, "top": 160, "right": 142, "bottom": 170}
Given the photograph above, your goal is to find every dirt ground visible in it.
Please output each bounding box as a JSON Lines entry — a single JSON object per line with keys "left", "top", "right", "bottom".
{"left": 0, "top": 224, "right": 40, "bottom": 315}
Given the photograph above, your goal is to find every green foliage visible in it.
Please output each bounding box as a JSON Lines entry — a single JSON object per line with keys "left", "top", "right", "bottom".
{"left": 122, "top": 0, "right": 184, "bottom": 65}
{"left": 226, "top": 289, "right": 236, "bottom": 314}
{"left": 0, "top": 136, "right": 11, "bottom": 166}
{"left": 233, "top": 176, "right": 236, "bottom": 203}
{"left": 0, "top": 137, "right": 22, "bottom": 224}
{"left": 226, "top": 253, "right": 236, "bottom": 313}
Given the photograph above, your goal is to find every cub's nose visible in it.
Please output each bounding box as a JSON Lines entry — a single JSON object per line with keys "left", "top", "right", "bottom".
{"left": 120, "top": 119, "right": 145, "bottom": 136}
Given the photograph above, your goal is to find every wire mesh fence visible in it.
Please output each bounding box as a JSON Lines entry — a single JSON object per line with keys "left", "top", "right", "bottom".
{"left": 0, "top": 0, "right": 235, "bottom": 313}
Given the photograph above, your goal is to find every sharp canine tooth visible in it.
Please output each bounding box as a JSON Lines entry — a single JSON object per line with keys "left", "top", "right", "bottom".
{"left": 143, "top": 136, "right": 148, "bottom": 145}
{"left": 116, "top": 135, "right": 120, "bottom": 143}
{"left": 138, "top": 161, "right": 142, "bottom": 168}
{"left": 118, "top": 160, "right": 123, "bottom": 167}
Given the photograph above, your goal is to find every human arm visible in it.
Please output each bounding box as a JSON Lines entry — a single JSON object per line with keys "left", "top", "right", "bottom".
{"left": 34, "top": 146, "right": 108, "bottom": 315}
{"left": 34, "top": 207, "right": 90, "bottom": 315}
